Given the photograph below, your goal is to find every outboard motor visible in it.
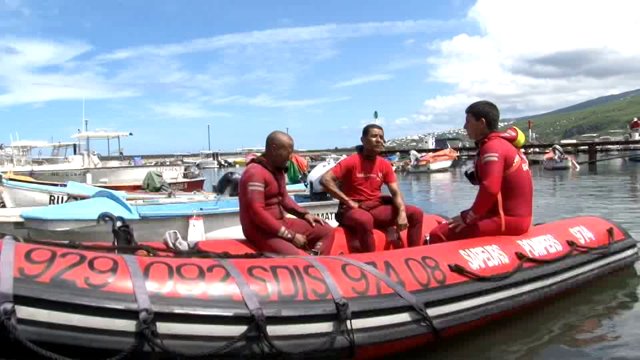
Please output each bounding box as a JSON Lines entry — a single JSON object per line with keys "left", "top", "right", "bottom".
{"left": 214, "top": 171, "right": 242, "bottom": 196}
{"left": 409, "top": 150, "right": 421, "bottom": 166}
{"left": 183, "top": 164, "right": 201, "bottom": 179}
{"left": 307, "top": 156, "right": 344, "bottom": 201}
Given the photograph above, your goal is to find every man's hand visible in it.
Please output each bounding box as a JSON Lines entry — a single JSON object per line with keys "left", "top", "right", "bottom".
{"left": 292, "top": 233, "right": 308, "bottom": 248}
{"left": 347, "top": 199, "right": 359, "bottom": 209}
{"left": 448, "top": 215, "right": 466, "bottom": 232}
{"left": 396, "top": 210, "right": 408, "bottom": 231}
{"left": 303, "top": 213, "right": 326, "bottom": 227}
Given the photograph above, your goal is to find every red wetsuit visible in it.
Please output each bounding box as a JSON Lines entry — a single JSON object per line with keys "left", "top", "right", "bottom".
{"left": 239, "top": 157, "right": 334, "bottom": 255}
{"left": 429, "top": 132, "right": 533, "bottom": 243}
{"left": 330, "top": 153, "right": 424, "bottom": 252}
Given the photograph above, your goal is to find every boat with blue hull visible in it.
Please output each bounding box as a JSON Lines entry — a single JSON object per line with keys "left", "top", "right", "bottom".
{"left": 2, "top": 191, "right": 338, "bottom": 243}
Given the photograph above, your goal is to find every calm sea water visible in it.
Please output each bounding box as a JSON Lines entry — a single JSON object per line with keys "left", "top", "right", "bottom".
{"left": 204, "top": 156, "right": 640, "bottom": 360}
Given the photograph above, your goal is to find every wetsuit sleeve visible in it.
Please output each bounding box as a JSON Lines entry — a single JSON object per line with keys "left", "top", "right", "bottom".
{"left": 462, "top": 142, "right": 505, "bottom": 224}
{"left": 242, "top": 170, "right": 295, "bottom": 240}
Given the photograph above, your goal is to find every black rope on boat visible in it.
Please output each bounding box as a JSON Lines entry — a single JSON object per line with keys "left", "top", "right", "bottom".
{"left": 567, "top": 227, "right": 615, "bottom": 255}
{"left": 329, "top": 256, "right": 439, "bottom": 339}
{"left": 301, "top": 256, "right": 356, "bottom": 357}
{"left": 97, "top": 212, "right": 138, "bottom": 249}
{"left": 217, "top": 258, "right": 286, "bottom": 357}
{"left": 123, "top": 255, "right": 260, "bottom": 359}
{"left": 450, "top": 227, "right": 619, "bottom": 282}
{"left": 22, "top": 237, "right": 266, "bottom": 259}
{"left": 0, "top": 238, "right": 144, "bottom": 360}
{"left": 447, "top": 261, "right": 526, "bottom": 282}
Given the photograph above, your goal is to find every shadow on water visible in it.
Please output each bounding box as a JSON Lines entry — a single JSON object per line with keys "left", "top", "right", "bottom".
{"left": 398, "top": 266, "right": 640, "bottom": 360}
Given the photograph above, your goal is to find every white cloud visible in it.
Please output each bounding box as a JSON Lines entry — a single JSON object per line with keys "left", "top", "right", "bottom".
{"left": 0, "top": 38, "right": 137, "bottom": 106}
{"left": 95, "top": 20, "right": 455, "bottom": 62}
{"left": 210, "top": 94, "right": 350, "bottom": 108}
{"left": 333, "top": 74, "right": 393, "bottom": 88}
{"left": 150, "top": 103, "right": 231, "bottom": 119}
{"left": 420, "top": 0, "right": 640, "bottom": 125}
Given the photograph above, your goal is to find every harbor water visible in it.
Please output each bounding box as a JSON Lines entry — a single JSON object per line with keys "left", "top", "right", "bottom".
{"left": 204, "top": 156, "right": 640, "bottom": 359}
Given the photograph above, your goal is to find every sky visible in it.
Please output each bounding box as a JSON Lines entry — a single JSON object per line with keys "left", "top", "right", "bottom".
{"left": 1, "top": 0, "right": 640, "bottom": 155}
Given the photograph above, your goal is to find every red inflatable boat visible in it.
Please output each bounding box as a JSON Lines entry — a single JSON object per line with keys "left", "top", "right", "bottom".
{"left": 0, "top": 213, "right": 637, "bottom": 359}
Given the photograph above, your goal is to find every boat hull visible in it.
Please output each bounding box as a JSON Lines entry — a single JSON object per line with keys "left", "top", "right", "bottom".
{"left": 0, "top": 215, "right": 635, "bottom": 358}
{"left": 406, "top": 160, "right": 453, "bottom": 173}
{"left": 14, "top": 197, "right": 340, "bottom": 242}
{"left": 543, "top": 158, "right": 572, "bottom": 170}
{"left": 10, "top": 163, "right": 199, "bottom": 187}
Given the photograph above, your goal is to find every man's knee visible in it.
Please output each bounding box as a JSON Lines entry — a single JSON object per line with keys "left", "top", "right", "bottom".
{"left": 342, "top": 209, "right": 374, "bottom": 230}
{"left": 428, "top": 223, "right": 450, "bottom": 244}
{"left": 406, "top": 205, "right": 423, "bottom": 223}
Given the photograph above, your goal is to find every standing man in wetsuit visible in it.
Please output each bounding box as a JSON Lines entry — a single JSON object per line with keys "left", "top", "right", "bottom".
{"left": 429, "top": 101, "right": 533, "bottom": 243}
{"left": 320, "top": 124, "right": 424, "bottom": 252}
{"left": 239, "top": 131, "right": 334, "bottom": 255}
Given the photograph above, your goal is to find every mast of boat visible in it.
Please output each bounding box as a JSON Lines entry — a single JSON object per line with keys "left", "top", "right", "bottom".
{"left": 208, "top": 124, "right": 211, "bottom": 151}
{"left": 82, "top": 98, "right": 90, "bottom": 153}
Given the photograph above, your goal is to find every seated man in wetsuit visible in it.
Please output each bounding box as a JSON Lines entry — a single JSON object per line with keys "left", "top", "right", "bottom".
{"left": 239, "top": 131, "right": 334, "bottom": 255}
{"left": 429, "top": 101, "right": 533, "bottom": 243}
{"left": 320, "top": 124, "right": 424, "bottom": 252}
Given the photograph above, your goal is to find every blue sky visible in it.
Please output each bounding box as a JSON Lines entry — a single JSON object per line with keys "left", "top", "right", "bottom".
{"left": 1, "top": 0, "right": 639, "bottom": 155}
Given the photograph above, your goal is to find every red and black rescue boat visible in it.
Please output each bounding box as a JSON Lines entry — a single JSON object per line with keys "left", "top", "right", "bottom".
{"left": 0, "top": 214, "right": 637, "bottom": 359}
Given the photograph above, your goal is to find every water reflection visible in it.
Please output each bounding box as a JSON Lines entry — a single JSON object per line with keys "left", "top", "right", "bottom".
{"left": 400, "top": 268, "right": 640, "bottom": 360}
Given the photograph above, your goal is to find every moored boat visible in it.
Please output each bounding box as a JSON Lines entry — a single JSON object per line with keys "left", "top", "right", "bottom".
{"left": 2, "top": 192, "right": 339, "bottom": 242}
{"left": 0, "top": 174, "right": 213, "bottom": 208}
{"left": 542, "top": 145, "right": 580, "bottom": 171}
{"left": 0, "top": 214, "right": 635, "bottom": 358}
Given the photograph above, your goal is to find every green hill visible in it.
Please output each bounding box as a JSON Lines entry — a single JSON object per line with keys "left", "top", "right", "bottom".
{"left": 511, "top": 91, "right": 640, "bottom": 143}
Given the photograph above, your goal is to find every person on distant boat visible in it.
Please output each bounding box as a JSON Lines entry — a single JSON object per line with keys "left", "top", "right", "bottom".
{"left": 429, "top": 101, "right": 533, "bottom": 243}
{"left": 239, "top": 131, "right": 334, "bottom": 255}
{"left": 550, "top": 144, "right": 566, "bottom": 161}
{"left": 320, "top": 124, "right": 424, "bottom": 252}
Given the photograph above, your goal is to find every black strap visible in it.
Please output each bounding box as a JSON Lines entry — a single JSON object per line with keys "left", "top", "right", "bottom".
{"left": 303, "top": 256, "right": 350, "bottom": 320}
{"left": 218, "top": 259, "right": 283, "bottom": 355}
{"left": 218, "top": 259, "right": 264, "bottom": 323}
{"left": 328, "top": 256, "right": 438, "bottom": 334}
{"left": 123, "top": 255, "right": 153, "bottom": 322}
{"left": 0, "top": 237, "right": 15, "bottom": 311}
{"left": 303, "top": 256, "right": 356, "bottom": 356}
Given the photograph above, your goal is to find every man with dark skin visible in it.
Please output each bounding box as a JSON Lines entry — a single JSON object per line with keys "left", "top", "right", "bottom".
{"left": 239, "top": 131, "right": 334, "bottom": 255}
{"left": 320, "top": 124, "right": 424, "bottom": 252}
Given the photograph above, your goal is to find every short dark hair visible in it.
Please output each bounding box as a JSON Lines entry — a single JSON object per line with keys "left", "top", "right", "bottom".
{"left": 362, "top": 123, "right": 384, "bottom": 137}
{"left": 465, "top": 101, "right": 500, "bottom": 131}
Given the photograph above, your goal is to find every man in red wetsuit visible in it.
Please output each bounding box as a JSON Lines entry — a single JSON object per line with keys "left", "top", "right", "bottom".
{"left": 320, "top": 124, "right": 424, "bottom": 252}
{"left": 239, "top": 131, "right": 334, "bottom": 255}
{"left": 429, "top": 101, "right": 533, "bottom": 243}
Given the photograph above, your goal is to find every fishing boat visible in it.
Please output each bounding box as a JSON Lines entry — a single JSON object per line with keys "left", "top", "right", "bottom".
{"left": 0, "top": 172, "right": 310, "bottom": 208}
{"left": 1, "top": 132, "right": 205, "bottom": 191}
{"left": 0, "top": 214, "right": 635, "bottom": 358}
{"left": 0, "top": 174, "right": 216, "bottom": 208}
{"left": 1, "top": 191, "right": 339, "bottom": 242}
